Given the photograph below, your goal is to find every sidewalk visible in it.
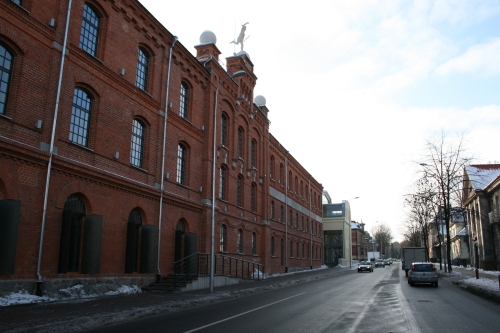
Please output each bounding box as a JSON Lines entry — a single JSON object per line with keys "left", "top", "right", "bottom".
{"left": 0, "top": 266, "right": 350, "bottom": 333}
{"left": 437, "top": 266, "right": 500, "bottom": 305}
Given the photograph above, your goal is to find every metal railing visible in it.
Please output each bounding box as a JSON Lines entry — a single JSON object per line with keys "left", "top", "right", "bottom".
{"left": 171, "top": 253, "right": 264, "bottom": 289}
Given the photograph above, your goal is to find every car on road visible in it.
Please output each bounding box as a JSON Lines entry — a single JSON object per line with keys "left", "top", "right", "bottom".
{"left": 375, "top": 259, "right": 385, "bottom": 267}
{"left": 357, "top": 261, "right": 374, "bottom": 273}
{"left": 383, "top": 259, "right": 390, "bottom": 266}
{"left": 408, "top": 262, "right": 438, "bottom": 287}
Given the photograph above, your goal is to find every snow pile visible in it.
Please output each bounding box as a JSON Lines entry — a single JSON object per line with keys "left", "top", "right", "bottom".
{"left": 0, "top": 283, "right": 142, "bottom": 307}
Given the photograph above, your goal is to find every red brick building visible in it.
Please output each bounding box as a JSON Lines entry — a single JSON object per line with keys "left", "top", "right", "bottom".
{"left": 0, "top": 0, "right": 323, "bottom": 294}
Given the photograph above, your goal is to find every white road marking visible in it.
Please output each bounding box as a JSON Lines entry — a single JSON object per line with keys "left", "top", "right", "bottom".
{"left": 183, "top": 292, "right": 307, "bottom": 332}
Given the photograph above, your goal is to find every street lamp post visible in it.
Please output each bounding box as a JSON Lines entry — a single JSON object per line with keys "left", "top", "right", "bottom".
{"left": 347, "top": 197, "right": 359, "bottom": 268}
{"left": 210, "top": 70, "right": 247, "bottom": 293}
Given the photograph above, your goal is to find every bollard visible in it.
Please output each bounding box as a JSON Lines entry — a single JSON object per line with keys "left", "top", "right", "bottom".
{"left": 475, "top": 268, "right": 479, "bottom": 279}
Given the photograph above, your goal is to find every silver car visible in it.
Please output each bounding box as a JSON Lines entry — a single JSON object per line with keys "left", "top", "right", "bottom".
{"left": 408, "top": 262, "right": 438, "bottom": 287}
{"left": 357, "top": 261, "right": 374, "bottom": 273}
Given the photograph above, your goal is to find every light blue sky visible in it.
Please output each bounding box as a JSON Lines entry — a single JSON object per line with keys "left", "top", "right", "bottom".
{"left": 139, "top": 0, "right": 500, "bottom": 240}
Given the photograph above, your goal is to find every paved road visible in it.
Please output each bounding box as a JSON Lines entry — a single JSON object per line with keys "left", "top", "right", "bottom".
{"left": 84, "top": 265, "right": 500, "bottom": 333}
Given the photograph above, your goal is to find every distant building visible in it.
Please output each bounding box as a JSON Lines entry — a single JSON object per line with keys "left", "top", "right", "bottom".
{"left": 322, "top": 201, "right": 353, "bottom": 266}
{"left": 351, "top": 221, "right": 369, "bottom": 261}
{"left": 462, "top": 164, "right": 500, "bottom": 270}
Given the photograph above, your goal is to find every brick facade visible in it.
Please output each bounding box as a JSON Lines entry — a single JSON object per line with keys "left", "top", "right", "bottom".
{"left": 0, "top": 0, "right": 323, "bottom": 293}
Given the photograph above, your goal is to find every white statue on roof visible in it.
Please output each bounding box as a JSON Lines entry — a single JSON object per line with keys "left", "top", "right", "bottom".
{"left": 230, "top": 22, "right": 249, "bottom": 52}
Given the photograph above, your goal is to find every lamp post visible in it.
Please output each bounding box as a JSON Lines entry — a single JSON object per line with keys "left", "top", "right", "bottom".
{"left": 346, "top": 197, "right": 359, "bottom": 268}
{"left": 210, "top": 70, "right": 247, "bottom": 293}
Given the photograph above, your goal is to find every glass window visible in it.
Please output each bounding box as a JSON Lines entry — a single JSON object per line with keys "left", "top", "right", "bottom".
{"left": 270, "top": 201, "right": 274, "bottom": 219}
{"left": 237, "top": 175, "right": 243, "bottom": 207}
{"left": 130, "top": 119, "right": 144, "bottom": 167}
{"left": 252, "top": 232, "right": 256, "bottom": 255}
{"left": 237, "top": 127, "right": 243, "bottom": 158}
{"left": 177, "top": 144, "right": 186, "bottom": 184}
{"left": 11, "top": 0, "right": 22, "bottom": 6}
{"left": 135, "top": 48, "right": 149, "bottom": 91}
{"left": 251, "top": 183, "right": 256, "bottom": 212}
{"left": 251, "top": 139, "right": 256, "bottom": 168}
{"left": 0, "top": 44, "right": 13, "bottom": 115}
{"left": 279, "top": 164, "right": 284, "bottom": 184}
{"left": 280, "top": 205, "right": 284, "bottom": 222}
{"left": 219, "top": 165, "right": 227, "bottom": 200}
{"left": 290, "top": 241, "right": 293, "bottom": 258}
{"left": 69, "top": 88, "right": 92, "bottom": 146}
{"left": 221, "top": 114, "right": 228, "bottom": 146}
{"left": 271, "top": 237, "right": 275, "bottom": 256}
{"left": 238, "top": 229, "right": 243, "bottom": 253}
{"left": 180, "top": 83, "right": 188, "bottom": 119}
{"left": 269, "top": 156, "right": 274, "bottom": 179}
{"left": 79, "top": 4, "right": 100, "bottom": 56}
{"left": 220, "top": 225, "right": 227, "bottom": 252}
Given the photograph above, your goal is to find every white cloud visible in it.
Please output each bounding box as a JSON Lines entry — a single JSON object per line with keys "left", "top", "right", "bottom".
{"left": 436, "top": 38, "right": 500, "bottom": 76}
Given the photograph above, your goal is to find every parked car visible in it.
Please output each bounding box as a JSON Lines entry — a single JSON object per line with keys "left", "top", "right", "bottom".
{"left": 375, "top": 259, "right": 385, "bottom": 267}
{"left": 408, "top": 262, "right": 438, "bottom": 287}
{"left": 358, "top": 261, "right": 374, "bottom": 273}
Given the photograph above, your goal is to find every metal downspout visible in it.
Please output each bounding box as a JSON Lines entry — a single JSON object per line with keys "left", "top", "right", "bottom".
{"left": 285, "top": 151, "right": 289, "bottom": 272}
{"left": 157, "top": 36, "right": 178, "bottom": 280}
{"left": 309, "top": 175, "right": 312, "bottom": 269}
{"left": 36, "top": 0, "right": 73, "bottom": 296}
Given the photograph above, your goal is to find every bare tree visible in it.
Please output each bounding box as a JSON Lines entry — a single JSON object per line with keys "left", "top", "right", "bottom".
{"left": 373, "top": 223, "right": 393, "bottom": 258}
{"left": 418, "top": 132, "right": 472, "bottom": 273}
{"left": 403, "top": 177, "right": 438, "bottom": 262}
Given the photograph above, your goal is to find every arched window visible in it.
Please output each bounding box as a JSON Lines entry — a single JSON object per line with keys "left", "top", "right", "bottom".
{"left": 271, "top": 237, "right": 275, "bottom": 256}
{"left": 289, "top": 209, "right": 292, "bottom": 226}
{"left": 269, "top": 156, "right": 274, "bottom": 179}
{"left": 295, "top": 213, "right": 298, "bottom": 228}
{"left": 237, "top": 127, "right": 244, "bottom": 158}
{"left": 270, "top": 201, "right": 275, "bottom": 219}
{"left": 130, "top": 119, "right": 144, "bottom": 167}
{"left": 69, "top": 88, "right": 92, "bottom": 147}
{"left": 237, "top": 229, "right": 243, "bottom": 253}
{"left": 0, "top": 43, "right": 13, "bottom": 115}
{"left": 221, "top": 114, "right": 228, "bottom": 147}
{"left": 281, "top": 239, "right": 284, "bottom": 265}
{"left": 279, "top": 164, "right": 284, "bottom": 185}
{"left": 135, "top": 47, "right": 149, "bottom": 91}
{"left": 79, "top": 3, "right": 100, "bottom": 56}
{"left": 251, "top": 183, "right": 256, "bottom": 212}
{"left": 177, "top": 143, "right": 187, "bottom": 185}
{"left": 252, "top": 232, "right": 256, "bottom": 255}
{"left": 219, "top": 165, "right": 227, "bottom": 200}
{"left": 180, "top": 82, "right": 188, "bottom": 119}
{"left": 59, "top": 194, "right": 86, "bottom": 273}
{"left": 302, "top": 243, "right": 305, "bottom": 258}
{"left": 296, "top": 242, "right": 299, "bottom": 258}
{"left": 125, "top": 208, "right": 142, "bottom": 273}
{"left": 288, "top": 171, "right": 292, "bottom": 191}
{"left": 302, "top": 216, "right": 304, "bottom": 231}
{"left": 251, "top": 139, "right": 257, "bottom": 168}
{"left": 280, "top": 205, "right": 284, "bottom": 223}
{"left": 219, "top": 225, "right": 227, "bottom": 252}
{"left": 300, "top": 180, "right": 303, "bottom": 197}
{"left": 290, "top": 240, "right": 293, "bottom": 258}
{"left": 237, "top": 175, "right": 243, "bottom": 207}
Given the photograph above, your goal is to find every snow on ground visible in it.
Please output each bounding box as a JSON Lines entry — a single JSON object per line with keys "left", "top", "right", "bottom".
{"left": 1, "top": 264, "right": 498, "bottom": 308}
